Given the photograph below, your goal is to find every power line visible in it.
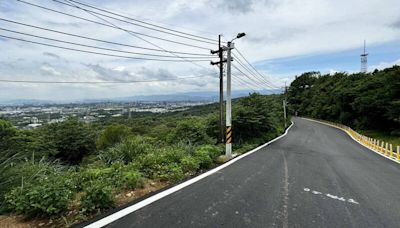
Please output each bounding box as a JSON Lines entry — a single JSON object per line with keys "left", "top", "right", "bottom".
{"left": 234, "top": 48, "right": 281, "bottom": 88}
{"left": 61, "top": 0, "right": 217, "bottom": 73}
{"left": 53, "top": 0, "right": 219, "bottom": 45}
{"left": 16, "top": 0, "right": 212, "bottom": 50}
{"left": 0, "top": 34, "right": 212, "bottom": 62}
{"left": 232, "top": 64, "right": 268, "bottom": 90}
{"left": 0, "top": 28, "right": 216, "bottom": 60}
{"left": 232, "top": 53, "right": 278, "bottom": 89}
{"left": 0, "top": 74, "right": 217, "bottom": 84}
{"left": 0, "top": 18, "right": 213, "bottom": 56}
{"left": 231, "top": 74, "right": 258, "bottom": 91}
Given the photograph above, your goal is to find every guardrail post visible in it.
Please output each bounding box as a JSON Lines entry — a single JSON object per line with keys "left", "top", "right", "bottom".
{"left": 381, "top": 141, "right": 385, "bottom": 153}
{"left": 397, "top": 146, "right": 400, "bottom": 160}
{"left": 385, "top": 142, "right": 389, "bottom": 156}
{"left": 390, "top": 144, "right": 393, "bottom": 158}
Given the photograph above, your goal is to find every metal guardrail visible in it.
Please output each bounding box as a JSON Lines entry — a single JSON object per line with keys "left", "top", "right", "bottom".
{"left": 311, "top": 119, "right": 400, "bottom": 162}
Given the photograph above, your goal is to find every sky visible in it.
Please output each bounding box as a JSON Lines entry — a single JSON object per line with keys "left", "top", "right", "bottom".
{"left": 0, "top": 0, "right": 399, "bottom": 101}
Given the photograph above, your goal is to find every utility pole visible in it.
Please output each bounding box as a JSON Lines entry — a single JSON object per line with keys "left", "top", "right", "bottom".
{"left": 225, "top": 41, "right": 233, "bottom": 157}
{"left": 283, "top": 100, "right": 287, "bottom": 128}
{"left": 223, "top": 33, "right": 246, "bottom": 158}
{"left": 212, "top": 33, "right": 245, "bottom": 157}
{"left": 283, "top": 81, "right": 287, "bottom": 128}
{"left": 211, "top": 35, "right": 226, "bottom": 144}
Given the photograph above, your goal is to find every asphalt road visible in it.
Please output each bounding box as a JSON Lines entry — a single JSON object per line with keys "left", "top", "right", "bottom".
{"left": 105, "top": 117, "right": 400, "bottom": 228}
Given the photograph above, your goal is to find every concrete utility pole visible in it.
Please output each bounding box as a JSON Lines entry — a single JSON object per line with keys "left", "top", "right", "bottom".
{"left": 283, "top": 81, "right": 287, "bottom": 128}
{"left": 225, "top": 41, "right": 233, "bottom": 156}
{"left": 283, "top": 99, "right": 287, "bottom": 128}
{"left": 223, "top": 33, "right": 246, "bottom": 157}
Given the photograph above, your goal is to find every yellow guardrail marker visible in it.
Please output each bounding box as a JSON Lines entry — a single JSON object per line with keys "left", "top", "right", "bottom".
{"left": 397, "top": 146, "right": 400, "bottom": 160}
{"left": 385, "top": 142, "right": 389, "bottom": 156}
{"left": 390, "top": 144, "right": 393, "bottom": 158}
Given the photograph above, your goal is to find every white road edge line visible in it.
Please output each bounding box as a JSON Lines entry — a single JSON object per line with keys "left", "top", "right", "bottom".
{"left": 302, "top": 118, "right": 400, "bottom": 165}
{"left": 85, "top": 121, "right": 295, "bottom": 228}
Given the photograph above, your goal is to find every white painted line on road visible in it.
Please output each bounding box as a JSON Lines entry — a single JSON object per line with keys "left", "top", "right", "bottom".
{"left": 303, "top": 188, "right": 359, "bottom": 205}
{"left": 301, "top": 118, "right": 400, "bottom": 165}
{"left": 348, "top": 199, "right": 359, "bottom": 204}
{"left": 311, "top": 190, "right": 322, "bottom": 195}
{"left": 85, "top": 121, "right": 295, "bottom": 228}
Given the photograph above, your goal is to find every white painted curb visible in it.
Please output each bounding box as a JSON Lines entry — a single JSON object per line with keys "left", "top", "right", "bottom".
{"left": 85, "top": 121, "right": 295, "bottom": 228}
{"left": 302, "top": 118, "right": 400, "bottom": 165}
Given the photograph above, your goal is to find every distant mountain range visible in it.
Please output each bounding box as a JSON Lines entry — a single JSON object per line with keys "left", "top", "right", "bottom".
{"left": 0, "top": 89, "right": 282, "bottom": 105}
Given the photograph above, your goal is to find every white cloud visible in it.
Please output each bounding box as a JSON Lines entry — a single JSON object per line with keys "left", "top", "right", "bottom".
{"left": 369, "top": 59, "right": 400, "bottom": 71}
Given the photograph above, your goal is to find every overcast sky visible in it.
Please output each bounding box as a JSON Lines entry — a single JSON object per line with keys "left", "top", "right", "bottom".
{"left": 0, "top": 0, "right": 399, "bottom": 101}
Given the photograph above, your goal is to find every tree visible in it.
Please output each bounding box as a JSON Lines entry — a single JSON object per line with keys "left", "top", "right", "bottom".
{"left": 233, "top": 93, "right": 276, "bottom": 142}
{"left": 287, "top": 66, "right": 400, "bottom": 131}
{"left": 42, "top": 118, "right": 95, "bottom": 165}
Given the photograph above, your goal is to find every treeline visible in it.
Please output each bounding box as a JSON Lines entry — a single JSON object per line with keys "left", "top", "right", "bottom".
{"left": 288, "top": 66, "right": 400, "bottom": 134}
{"left": 0, "top": 93, "right": 286, "bottom": 225}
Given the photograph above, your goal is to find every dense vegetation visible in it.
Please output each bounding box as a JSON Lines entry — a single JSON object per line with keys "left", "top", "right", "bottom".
{"left": 288, "top": 66, "right": 400, "bottom": 136}
{"left": 0, "top": 93, "right": 286, "bottom": 225}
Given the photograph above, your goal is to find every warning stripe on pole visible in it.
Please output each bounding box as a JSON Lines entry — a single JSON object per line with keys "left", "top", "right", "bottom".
{"left": 226, "top": 126, "right": 232, "bottom": 144}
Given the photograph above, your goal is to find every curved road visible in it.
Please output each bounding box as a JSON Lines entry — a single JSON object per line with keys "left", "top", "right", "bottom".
{"left": 96, "top": 118, "right": 400, "bottom": 227}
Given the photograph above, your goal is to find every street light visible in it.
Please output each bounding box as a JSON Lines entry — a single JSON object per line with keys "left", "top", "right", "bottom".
{"left": 225, "top": 32, "right": 246, "bottom": 158}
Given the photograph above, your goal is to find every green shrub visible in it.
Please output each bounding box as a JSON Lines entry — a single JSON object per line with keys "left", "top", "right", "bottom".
{"left": 80, "top": 181, "right": 114, "bottom": 213}
{"left": 167, "top": 118, "right": 212, "bottom": 144}
{"left": 98, "top": 136, "right": 154, "bottom": 165}
{"left": 180, "top": 156, "right": 200, "bottom": 173}
{"left": 121, "top": 164, "right": 144, "bottom": 189}
{"left": 4, "top": 175, "right": 74, "bottom": 216}
{"left": 197, "top": 145, "right": 222, "bottom": 159}
{"left": 194, "top": 149, "right": 213, "bottom": 169}
{"left": 1, "top": 160, "right": 70, "bottom": 212}
{"left": 194, "top": 145, "right": 221, "bottom": 169}
{"left": 155, "top": 163, "right": 184, "bottom": 181}
{"left": 96, "top": 124, "right": 131, "bottom": 150}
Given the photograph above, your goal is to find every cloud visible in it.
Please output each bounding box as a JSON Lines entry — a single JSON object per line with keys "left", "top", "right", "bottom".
{"left": 136, "top": 67, "right": 177, "bottom": 80}
{"left": 391, "top": 19, "right": 400, "bottom": 29}
{"left": 369, "top": 59, "right": 400, "bottom": 71}
{"left": 43, "top": 52, "right": 61, "bottom": 60}
{"left": 84, "top": 64, "right": 134, "bottom": 82}
{"left": 40, "top": 64, "right": 61, "bottom": 76}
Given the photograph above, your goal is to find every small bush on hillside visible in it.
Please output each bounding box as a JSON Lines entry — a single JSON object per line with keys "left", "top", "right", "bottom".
{"left": 155, "top": 163, "right": 184, "bottom": 181}
{"left": 96, "top": 124, "right": 132, "bottom": 150}
{"left": 98, "top": 136, "right": 154, "bottom": 165}
{"left": 194, "top": 145, "right": 222, "bottom": 169}
{"left": 167, "top": 118, "right": 212, "bottom": 145}
{"left": 80, "top": 181, "right": 114, "bottom": 213}
{"left": 121, "top": 164, "right": 144, "bottom": 189}
{"left": 4, "top": 174, "right": 74, "bottom": 216}
{"left": 194, "top": 149, "right": 213, "bottom": 169}
{"left": 0, "top": 160, "right": 70, "bottom": 212}
{"left": 180, "top": 155, "right": 200, "bottom": 173}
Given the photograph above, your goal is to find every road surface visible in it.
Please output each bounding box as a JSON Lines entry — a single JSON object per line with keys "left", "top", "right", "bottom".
{"left": 97, "top": 118, "right": 400, "bottom": 227}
